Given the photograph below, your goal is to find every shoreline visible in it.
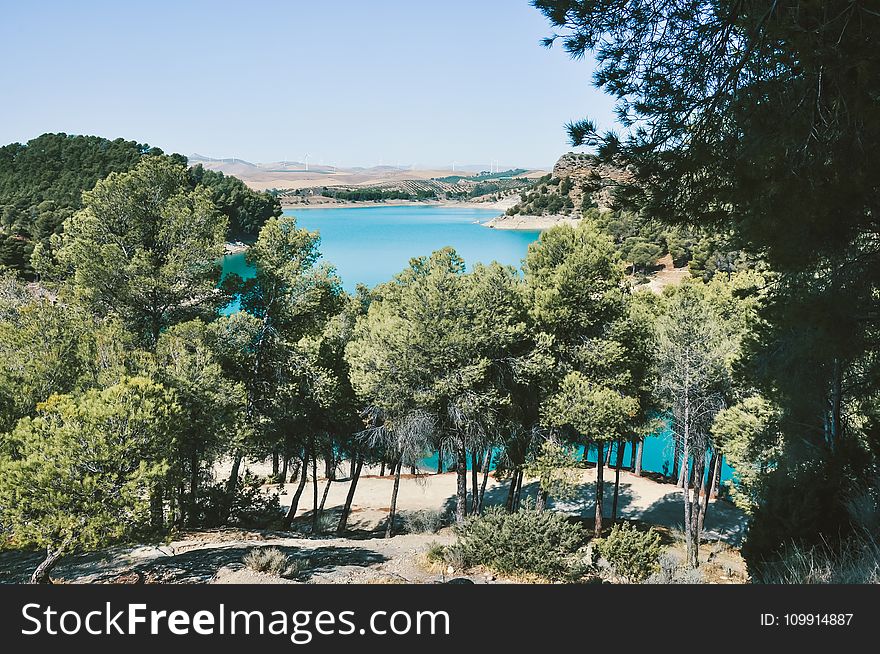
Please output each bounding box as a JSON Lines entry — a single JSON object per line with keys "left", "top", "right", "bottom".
{"left": 482, "top": 213, "right": 582, "bottom": 231}
{"left": 223, "top": 241, "right": 250, "bottom": 255}
{"left": 282, "top": 199, "right": 511, "bottom": 212}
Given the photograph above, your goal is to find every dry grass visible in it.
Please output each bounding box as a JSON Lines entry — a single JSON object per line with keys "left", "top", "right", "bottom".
{"left": 243, "top": 547, "right": 289, "bottom": 576}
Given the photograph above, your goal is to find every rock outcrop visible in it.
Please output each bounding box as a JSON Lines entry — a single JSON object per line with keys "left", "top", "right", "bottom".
{"left": 552, "top": 152, "right": 633, "bottom": 212}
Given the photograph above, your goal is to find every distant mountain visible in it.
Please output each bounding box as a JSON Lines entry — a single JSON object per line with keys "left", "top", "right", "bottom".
{"left": 186, "top": 154, "right": 548, "bottom": 192}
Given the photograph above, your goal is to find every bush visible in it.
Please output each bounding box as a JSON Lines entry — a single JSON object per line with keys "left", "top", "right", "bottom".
{"left": 195, "top": 472, "right": 283, "bottom": 529}
{"left": 425, "top": 541, "right": 448, "bottom": 564}
{"left": 313, "top": 513, "right": 338, "bottom": 535}
{"left": 594, "top": 523, "right": 663, "bottom": 583}
{"left": 402, "top": 510, "right": 444, "bottom": 534}
{"left": 644, "top": 552, "right": 704, "bottom": 584}
{"left": 243, "top": 547, "right": 289, "bottom": 576}
{"left": 451, "top": 506, "right": 586, "bottom": 581}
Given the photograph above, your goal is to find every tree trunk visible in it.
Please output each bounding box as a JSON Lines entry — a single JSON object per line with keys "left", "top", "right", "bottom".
{"left": 188, "top": 448, "right": 199, "bottom": 528}
{"left": 595, "top": 442, "right": 605, "bottom": 537}
{"left": 385, "top": 461, "right": 402, "bottom": 538}
{"left": 477, "top": 450, "right": 491, "bottom": 514}
{"left": 611, "top": 438, "right": 625, "bottom": 522}
{"left": 513, "top": 469, "right": 525, "bottom": 511}
{"left": 221, "top": 449, "right": 244, "bottom": 524}
{"left": 829, "top": 357, "right": 843, "bottom": 447}
{"left": 635, "top": 438, "right": 644, "bottom": 477}
{"left": 682, "top": 396, "right": 694, "bottom": 567}
{"left": 280, "top": 455, "right": 289, "bottom": 487}
{"left": 349, "top": 456, "right": 356, "bottom": 479}
{"left": 436, "top": 444, "right": 443, "bottom": 474}
{"left": 470, "top": 450, "right": 480, "bottom": 514}
{"left": 30, "top": 546, "right": 66, "bottom": 584}
{"left": 455, "top": 446, "right": 468, "bottom": 523}
{"left": 311, "top": 449, "right": 319, "bottom": 532}
{"left": 629, "top": 439, "right": 637, "bottom": 471}
{"left": 175, "top": 482, "right": 185, "bottom": 528}
{"left": 689, "top": 452, "right": 707, "bottom": 568}
{"left": 281, "top": 451, "right": 309, "bottom": 530}
{"left": 712, "top": 455, "right": 723, "bottom": 498}
{"left": 318, "top": 478, "right": 332, "bottom": 516}
{"left": 272, "top": 450, "right": 279, "bottom": 478}
{"left": 337, "top": 455, "right": 363, "bottom": 535}
{"left": 605, "top": 443, "right": 613, "bottom": 466}
{"left": 699, "top": 451, "right": 720, "bottom": 538}
{"left": 671, "top": 439, "right": 680, "bottom": 482}
{"left": 324, "top": 446, "right": 336, "bottom": 480}
{"left": 505, "top": 469, "right": 517, "bottom": 512}
{"left": 380, "top": 461, "right": 386, "bottom": 477}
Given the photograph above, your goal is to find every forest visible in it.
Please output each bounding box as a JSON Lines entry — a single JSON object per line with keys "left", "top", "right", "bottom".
{"left": 0, "top": 133, "right": 281, "bottom": 275}
{"left": 1, "top": 0, "right": 879, "bottom": 585}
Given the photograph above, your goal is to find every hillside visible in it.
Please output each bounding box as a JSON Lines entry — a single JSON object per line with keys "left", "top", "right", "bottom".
{"left": 0, "top": 134, "right": 176, "bottom": 273}
{"left": 187, "top": 154, "right": 548, "bottom": 202}
{"left": 485, "top": 152, "right": 633, "bottom": 228}
{"left": 0, "top": 135, "right": 282, "bottom": 276}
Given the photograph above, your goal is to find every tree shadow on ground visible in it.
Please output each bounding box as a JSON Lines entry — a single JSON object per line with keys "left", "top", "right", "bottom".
{"left": 128, "top": 543, "right": 387, "bottom": 584}
{"left": 441, "top": 475, "right": 636, "bottom": 523}
{"left": 0, "top": 541, "right": 388, "bottom": 585}
{"left": 437, "top": 473, "right": 744, "bottom": 546}
{"left": 637, "top": 494, "right": 747, "bottom": 547}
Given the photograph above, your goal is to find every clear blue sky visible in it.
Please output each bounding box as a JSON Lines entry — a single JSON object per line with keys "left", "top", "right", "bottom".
{"left": 0, "top": 0, "right": 615, "bottom": 169}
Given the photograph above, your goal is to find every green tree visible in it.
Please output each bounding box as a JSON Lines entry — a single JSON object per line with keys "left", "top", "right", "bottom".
{"left": 0, "top": 377, "right": 179, "bottom": 582}
{"left": 712, "top": 395, "right": 784, "bottom": 513}
{"left": 347, "top": 250, "right": 529, "bottom": 524}
{"left": 219, "top": 215, "right": 342, "bottom": 522}
{"left": 0, "top": 133, "right": 174, "bottom": 276}
{"left": 151, "top": 320, "right": 247, "bottom": 527}
{"left": 533, "top": 0, "right": 880, "bottom": 565}
{"left": 188, "top": 164, "right": 282, "bottom": 240}
{"left": 524, "top": 439, "right": 581, "bottom": 512}
{"left": 525, "top": 221, "right": 649, "bottom": 535}
{"left": 51, "top": 156, "right": 228, "bottom": 349}
{"left": 0, "top": 297, "right": 134, "bottom": 434}
{"left": 653, "top": 279, "right": 748, "bottom": 567}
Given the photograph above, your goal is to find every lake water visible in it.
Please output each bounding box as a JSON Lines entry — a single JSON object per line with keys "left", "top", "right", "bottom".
{"left": 221, "top": 205, "right": 538, "bottom": 295}
{"left": 221, "top": 205, "right": 733, "bottom": 483}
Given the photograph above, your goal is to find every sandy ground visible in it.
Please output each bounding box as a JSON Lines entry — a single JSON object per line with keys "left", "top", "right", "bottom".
{"left": 265, "top": 467, "right": 746, "bottom": 546}
{"left": 223, "top": 455, "right": 746, "bottom": 545}
{"left": 482, "top": 213, "right": 581, "bottom": 230}
{"left": 0, "top": 460, "right": 746, "bottom": 584}
{"left": 638, "top": 254, "right": 691, "bottom": 293}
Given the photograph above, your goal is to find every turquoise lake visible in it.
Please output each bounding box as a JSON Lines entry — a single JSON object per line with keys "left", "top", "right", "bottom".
{"left": 221, "top": 205, "right": 538, "bottom": 295}
{"left": 221, "top": 205, "right": 732, "bottom": 483}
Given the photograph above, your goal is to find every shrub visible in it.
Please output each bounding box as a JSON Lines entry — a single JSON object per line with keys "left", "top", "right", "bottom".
{"left": 425, "top": 541, "right": 447, "bottom": 564}
{"left": 243, "top": 547, "right": 289, "bottom": 576}
{"left": 452, "top": 506, "right": 586, "bottom": 581}
{"left": 314, "top": 513, "right": 338, "bottom": 535}
{"left": 195, "top": 472, "right": 283, "bottom": 528}
{"left": 402, "top": 510, "right": 444, "bottom": 534}
{"left": 594, "top": 523, "right": 663, "bottom": 583}
{"left": 645, "top": 552, "right": 704, "bottom": 584}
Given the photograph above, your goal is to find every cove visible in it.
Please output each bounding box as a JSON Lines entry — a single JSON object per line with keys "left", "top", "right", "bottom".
{"left": 221, "top": 205, "right": 538, "bottom": 301}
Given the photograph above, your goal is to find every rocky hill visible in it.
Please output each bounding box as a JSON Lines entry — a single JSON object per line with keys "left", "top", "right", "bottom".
{"left": 484, "top": 153, "right": 632, "bottom": 229}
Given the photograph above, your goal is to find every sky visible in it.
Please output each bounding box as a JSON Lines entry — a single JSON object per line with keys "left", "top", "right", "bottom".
{"left": 0, "top": 0, "right": 616, "bottom": 169}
